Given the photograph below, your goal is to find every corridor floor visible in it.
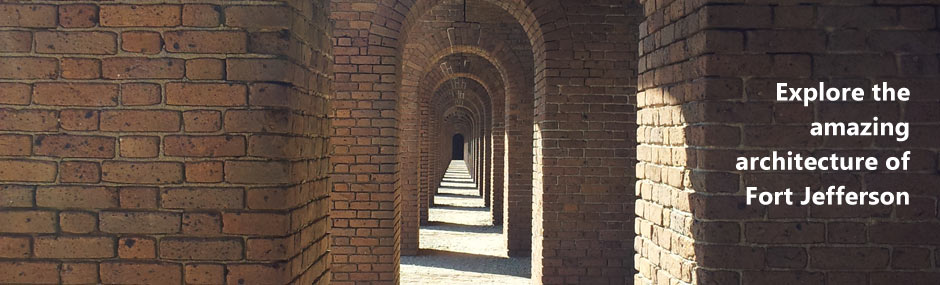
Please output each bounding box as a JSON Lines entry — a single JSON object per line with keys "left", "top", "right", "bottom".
{"left": 400, "top": 160, "right": 531, "bottom": 284}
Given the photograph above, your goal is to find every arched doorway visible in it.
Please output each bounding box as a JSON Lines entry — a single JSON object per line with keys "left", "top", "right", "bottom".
{"left": 452, "top": 133, "right": 465, "bottom": 160}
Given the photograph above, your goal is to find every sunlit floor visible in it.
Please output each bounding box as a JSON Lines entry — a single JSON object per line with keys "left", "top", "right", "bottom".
{"left": 401, "top": 160, "right": 530, "bottom": 284}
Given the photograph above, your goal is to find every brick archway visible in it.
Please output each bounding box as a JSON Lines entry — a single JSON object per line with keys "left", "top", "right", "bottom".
{"left": 3, "top": 1, "right": 938, "bottom": 284}
{"left": 331, "top": 0, "right": 639, "bottom": 283}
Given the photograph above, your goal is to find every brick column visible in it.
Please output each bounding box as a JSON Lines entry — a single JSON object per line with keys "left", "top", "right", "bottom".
{"left": 0, "top": 1, "right": 332, "bottom": 284}
{"left": 419, "top": 97, "right": 431, "bottom": 224}
{"left": 490, "top": 122, "right": 505, "bottom": 221}
{"left": 637, "top": 0, "right": 940, "bottom": 284}
{"left": 504, "top": 96, "right": 534, "bottom": 257}
{"left": 532, "top": 1, "right": 640, "bottom": 283}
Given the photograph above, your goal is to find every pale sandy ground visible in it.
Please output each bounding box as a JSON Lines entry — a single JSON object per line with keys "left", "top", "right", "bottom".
{"left": 400, "top": 161, "right": 530, "bottom": 285}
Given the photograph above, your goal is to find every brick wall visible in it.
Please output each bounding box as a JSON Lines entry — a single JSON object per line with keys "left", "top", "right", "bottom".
{"left": 529, "top": 0, "right": 640, "bottom": 283}
{"left": 0, "top": 1, "right": 332, "bottom": 284}
{"left": 637, "top": 0, "right": 940, "bottom": 284}
{"left": 634, "top": 0, "right": 708, "bottom": 282}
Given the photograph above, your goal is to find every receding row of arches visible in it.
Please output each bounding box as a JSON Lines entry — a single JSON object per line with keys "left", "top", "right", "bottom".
{"left": 330, "top": 0, "right": 639, "bottom": 283}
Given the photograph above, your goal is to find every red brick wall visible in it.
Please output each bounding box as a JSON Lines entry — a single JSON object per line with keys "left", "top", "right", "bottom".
{"left": 637, "top": 0, "right": 940, "bottom": 284}
{"left": 0, "top": 1, "right": 332, "bottom": 284}
{"left": 528, "top": 0, "right": 641, "bottom": 283}
{"left": 330, "top": 0, "right": 402, "bottom": 282}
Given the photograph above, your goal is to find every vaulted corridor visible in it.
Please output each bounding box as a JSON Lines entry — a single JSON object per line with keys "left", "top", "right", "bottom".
{"left": 0, "top": 0, "right": 937, "bottom": 284}
{"left": 401, "top": 160, "right": 528, "bottom": 284}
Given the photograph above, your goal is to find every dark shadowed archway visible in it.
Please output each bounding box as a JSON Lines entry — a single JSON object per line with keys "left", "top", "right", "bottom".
{"left": 452, "top": 134, "right": 465, "bottom": 160}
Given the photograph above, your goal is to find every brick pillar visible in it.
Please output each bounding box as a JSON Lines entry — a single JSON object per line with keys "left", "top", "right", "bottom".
{"left": 482, "top": 126, "right": 491, "bottom": 205}
{"left": 0, "top": 1, "right": 332, "bottom": 284}
{"left": 490, "top": 122, "right": 505, "bottom": 221}
{"left": 419, "top": 97, "right": 431, "bottom": 224}
{"left": 330, "top": 0, "right": 401, "bottom": 283}
{"left": 399, "top": 84, "right": 421, "bottom": 256}
{"left": 532, "top": 1, "right": 640, "bottom": 284}
{"left": 637, "top": 0, "right": 940, "bottom": 284}
{"left": 504, "top": 97, "right": 533, "bottom": 257}
{"left": 633, "top": 0, "right": 704, "bottom": 282}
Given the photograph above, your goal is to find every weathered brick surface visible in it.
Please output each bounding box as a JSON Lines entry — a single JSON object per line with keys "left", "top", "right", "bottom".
{"left": 635, "top": 0, "right": 940, "bottom": 284}
{"left": 99, "top": 262, "right": 181, "bottom": 285}
{"left": 121, "top": 31, "right": 162, "bottom": 54}
{"left": 34, "top": 236, "right": 114, "bottom": 258}
{"left": 0, "top": 4, "right": 331, "bottom": 284}
{"left": 4, "top": 0, "right": 932, "bottom": 284}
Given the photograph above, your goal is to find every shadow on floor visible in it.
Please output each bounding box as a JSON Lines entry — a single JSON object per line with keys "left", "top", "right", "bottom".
{"left": 424, "top": 221, "right": 501, "bottom": 234}
{"left": 430, "top": 205, "right": 490, "bottom": 212}
{"left": 439, "top": 185, "right": 478, "bottom": 190}
{"left": 401, "top": 249, "right": 531, "bottom": 278}
{"left": 434, "top": 192, "right": 480, "bottom": 198}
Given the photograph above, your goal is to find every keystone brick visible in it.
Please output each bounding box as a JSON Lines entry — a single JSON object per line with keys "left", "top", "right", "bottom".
{"left": 102, "top": 161, "right": 183, "bottom": 184}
